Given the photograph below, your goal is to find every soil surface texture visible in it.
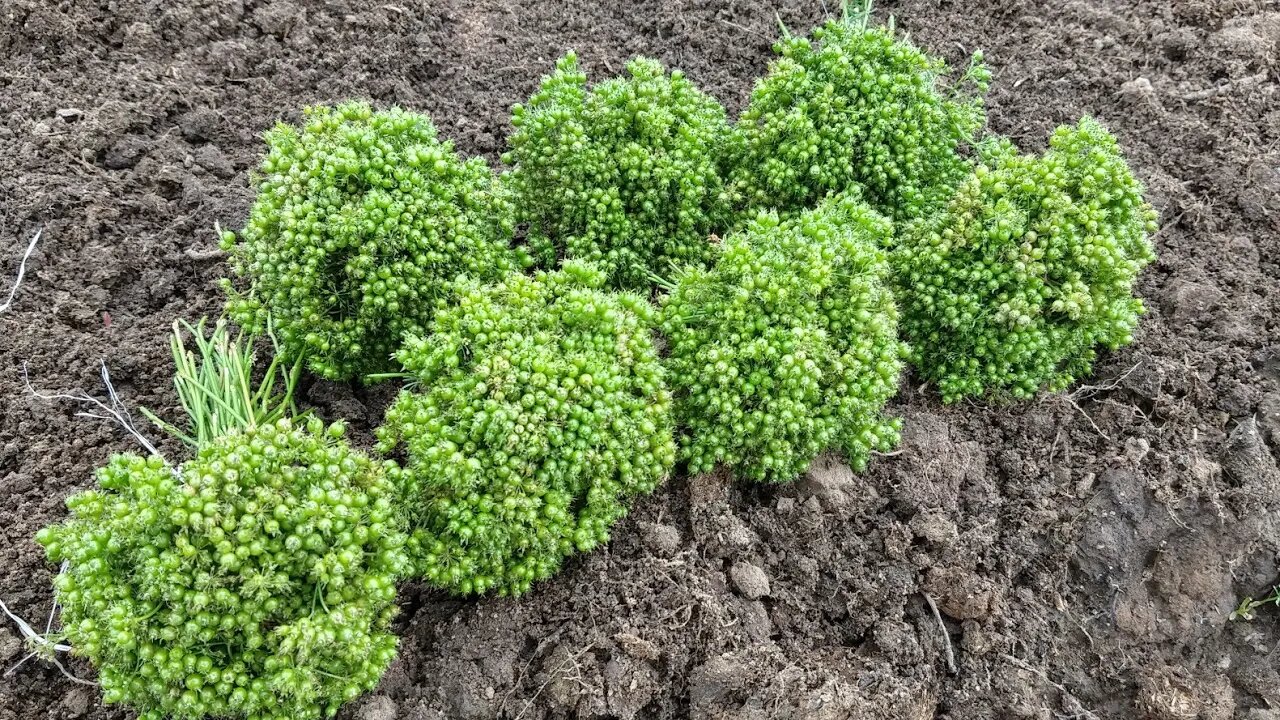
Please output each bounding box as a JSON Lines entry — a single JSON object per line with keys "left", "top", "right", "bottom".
{"left": 2, "top": 0, "right": 1280, "bottom": 718}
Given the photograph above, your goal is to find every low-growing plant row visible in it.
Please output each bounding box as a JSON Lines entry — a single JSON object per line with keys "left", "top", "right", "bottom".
{"left": 29, "top": 4, "right": 1157, "bottom": 718}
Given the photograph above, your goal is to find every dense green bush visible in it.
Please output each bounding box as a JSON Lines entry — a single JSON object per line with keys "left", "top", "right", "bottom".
{"left": 377, "top": 261, "right": 676, "bottom": 595}
{"left": 730, "top": 6, "right": 989, "bottom": 223}
{"left": 503, "top": 52, "right": 734, "bottom": 290}
{"left": 23, "top": 7, "right": 1168, "bottom": 717}
{"left": 659, "top": 192, "right": 905, "bottom": 483}
{"left": 223, "top": 101, "right": 516, "bottom": 381}
{"left": 36, "top": 418, "right": 408, "bottom": 720}
{"left": 893, "top": 117, "right": 1158, "bottom": 402}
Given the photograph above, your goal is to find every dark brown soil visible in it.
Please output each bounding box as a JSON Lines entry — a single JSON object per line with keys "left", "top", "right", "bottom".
{"left": 3, "top": 0, "right": 1280, "bottom": 718}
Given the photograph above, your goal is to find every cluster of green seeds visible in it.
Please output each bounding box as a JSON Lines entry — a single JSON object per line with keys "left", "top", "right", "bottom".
{"left": 504, "top": 53, "right": 735, "bottom": 290}
{"left": 377, "top": 261, "right": 676, "bottom": 595}
{"left": 37, "top": 419, "right": 407, "bottom": 720}
{"left": 730, "top": 5, "right": 990, "bottom": 223}
{"left": 892, "top": 118, "right": 1157, "bottom": 402}
{"left": 660, "top": 193, "right": 905, "bottom": 482}
{"left": 222, "top": 101, "right": 516, "bottom": 381}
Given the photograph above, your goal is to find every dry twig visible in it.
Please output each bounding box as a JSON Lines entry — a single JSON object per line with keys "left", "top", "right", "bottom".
{"left": 1058, "top": 394, "right": 1112, "bottom": 443}
{"left": 499, "top": 631, "right": 563, "bottom": 715}
{"left": 514, "top": 642, "right": 597, "bottom": 720}
{"left": 1049, "top": 363, "right": 1143, "bottom": 443}
{"left": 1182, "top": 72, "right": 1267, "bottom": 102}
{"left": 1, "top": 563, "right": 98, "bottom": 687}
{"left": 1068, "top": 363, "right": 1140, "bottom": 401}
{"left": 922, "top": 592, "right": 957, "bottom": 675}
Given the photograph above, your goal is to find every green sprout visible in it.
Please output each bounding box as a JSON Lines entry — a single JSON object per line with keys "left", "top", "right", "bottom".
{"left": 1231, "top": 587, "right": 1280, "bottom": 621}
{"left": 140, "top": 318, "right": 303, "bottom": 447}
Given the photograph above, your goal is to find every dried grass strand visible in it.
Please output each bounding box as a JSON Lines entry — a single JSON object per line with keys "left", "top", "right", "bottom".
{"left": 0, "top": 227, "right": 42, "bottom": 314}
{"left": 23, "top": 361, "right": 161, "bottom": 456}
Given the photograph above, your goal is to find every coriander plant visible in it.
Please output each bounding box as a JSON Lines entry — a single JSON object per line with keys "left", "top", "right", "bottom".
{"left": 504, "top": 52, "right": 734, "bottom": 290}
{"left": 730, "top": 1, "right": 990, "bottom": 223}
{"left": 378, "top": 261, "right": 676, "bottom": 595}
{"left": 893, "top": 117, "right": 1158, "bottom": 402}
{"left": 223, "top": 101, "right": 516, "bottom": 381}
{"left": 659, "top": 192, "right": 905, "bottom": 483}
{"left": 36, "top": 322, "right": 409, "bottom": 720}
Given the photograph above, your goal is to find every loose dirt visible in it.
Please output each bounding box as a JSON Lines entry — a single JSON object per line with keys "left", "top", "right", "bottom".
{"left": 2, "top": 1, "right": 1278, "bottom": 718}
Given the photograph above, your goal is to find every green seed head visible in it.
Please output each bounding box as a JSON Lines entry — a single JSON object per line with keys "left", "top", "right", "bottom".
{"left": 378, "top": 262, "right": 675, "bottom": 595}
{"left": 223, "top": 101, "right": 517, "bottom": 381}
{"left": 893, "top": 117, "right": 1157, "bottom": 402}
{"left": 37, "top": 423, "right": 409, "bottom": 720}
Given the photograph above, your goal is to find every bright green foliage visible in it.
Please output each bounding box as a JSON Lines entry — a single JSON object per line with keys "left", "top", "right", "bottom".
{"left": 1232, "top": 585, "right": 1280, "bottom": 621}
{"left": 730, "top": 5, "right": 989, "bottom": 223}
{"left": 659, "top": 193, "right": 905, "bottom": 483}
{"left": 893, "top": 117, "right": 1158, "bottom": 402}
{"left": 503, "top": 52, "right": 734, "bottom": 290}
{"left": 223, "top": 101, "right": 516, "bottom": 381}
{"left": 141, "top": 318, "right": 302, "bottom": 448}
{"left": 377, "top": 261, "right": 676, "bottom": 596}
{"left": 36, "top": 419, "right": 409, "bottom": 720}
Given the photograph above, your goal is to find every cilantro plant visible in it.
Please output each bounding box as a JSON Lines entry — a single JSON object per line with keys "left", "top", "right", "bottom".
{"left": 1232, "top": 585, "right": 1280, "bottom": 621}
{"left": 377, "top": 261, "right": 676, "bottom": 596}
{"left": 504, "top": 52, "right": 734, "bottom": 290}
{"left": 659, "top": 193, "right": 905, "bottom": 483}
{"left": 893, "top": 117, "right": 1158, "bottom": 402}
{"left": 223, "top": 101, "right": 516, "bottom": 381}
{"left": 36, "top": 321, "right": 408, "bottom": 720}
{"left": 730, "top": 1, "right": 989, "bottom": 223}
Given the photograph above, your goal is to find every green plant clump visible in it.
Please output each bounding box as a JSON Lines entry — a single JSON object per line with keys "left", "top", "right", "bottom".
{"left": 35, "top": 321, "right": 407, "bottom": 720}
{"left": 730, "top": 4, "right": 990, "bottom": 222}
{"left": 893, "top": 117, "right": 1158, "bottom": 402}
{"left": 36, "top": 418, "right": 408, "bottom": 720}
{"left": 223, "top": 101, "right": 515, "bottom": 381}
{"left": 504, "top": 52, "right": 734, "bottom": 290}
{"left": 659, "top": 192, "right": 905, "bottom": 483}
{"left": 378, "top": 261, "right": 676, "bottom": 596}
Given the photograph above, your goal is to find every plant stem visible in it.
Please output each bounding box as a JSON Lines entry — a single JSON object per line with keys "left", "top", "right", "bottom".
{"left": 142, "top": 318, "right": 303, "bottom": 448}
